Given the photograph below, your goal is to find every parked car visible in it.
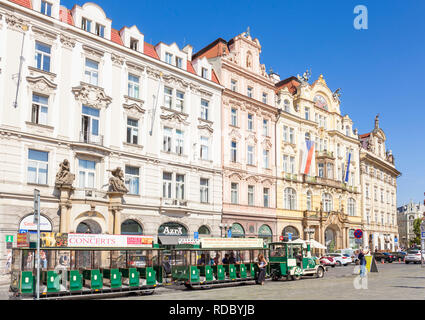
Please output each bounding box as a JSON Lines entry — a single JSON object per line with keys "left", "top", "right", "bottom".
{"left": 343, "top": 254, "right": 356, "bottom": 264}
{"left": 320, "top": 256, "right": 336, "bottom": 268}
{"left": 373, "top": 252, "right": 395, "bottom": 263}
{"left": 405, "top": 249, "right": 422, "bottom": 264}
{"left": 327, "top": 253, "right": 350, "bottom": 266}
{"left": 391, "top": 252, "right": 407, "bottom": 260}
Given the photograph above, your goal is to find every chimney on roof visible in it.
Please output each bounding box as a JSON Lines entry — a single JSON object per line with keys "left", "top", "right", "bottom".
{"left": 183, "top": 44, "right": 193, "bottom": 62}
{"left": 268, "top": 68, "right": 281, "bottom": 83}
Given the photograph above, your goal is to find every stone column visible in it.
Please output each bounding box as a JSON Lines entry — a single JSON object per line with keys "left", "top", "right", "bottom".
{"left": 58, "top": 185, "right": 73, "bottom": 233}
{"left": 108, "top": 192, "right": 125, "bottom": 235}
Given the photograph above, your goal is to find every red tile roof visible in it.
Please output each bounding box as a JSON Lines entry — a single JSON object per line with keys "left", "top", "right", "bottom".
{"left": 59, "top": 7, "right": 74, "bottom": 26}
{"left": 211, "top": 69, "right": 220, "bottom": 85}
{"left": 359, "top": 133, "right": 371, "bottom": 139}
{"left": 187, "top": 61, "right": 196, "bottom": 75}
{"left": 143, "top": 42, "right": 160, "bottom": 60}
{"left": 9, "top": 0, "right": 32, "bottom": 9}
{"left": 111, "top": 28, "right": 123, "bottom": 46}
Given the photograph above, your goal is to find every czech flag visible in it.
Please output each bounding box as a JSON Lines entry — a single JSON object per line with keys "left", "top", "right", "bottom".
{"left": 300, "top": 140, "right": 316, "bottom": 175}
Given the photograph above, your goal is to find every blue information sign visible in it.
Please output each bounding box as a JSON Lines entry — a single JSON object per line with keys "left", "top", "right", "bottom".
{"left": 19, "top": 229, "right": 28, "bottom": 234}
{"left": 287, "top": 233, "right": 293, "bottom": 241}
{"left": 421, "top": 232, "right": 425, "bottom": 240}
{"left": 194, "top": 232, "right": 199, "bottom": 240}
{"left": 227, "top": 229, "right": 232, "bottom": 238}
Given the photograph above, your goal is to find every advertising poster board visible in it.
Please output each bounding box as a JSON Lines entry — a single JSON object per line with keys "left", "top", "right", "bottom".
{"left": 200, "top": 238, "right": 264, "bottom": 249}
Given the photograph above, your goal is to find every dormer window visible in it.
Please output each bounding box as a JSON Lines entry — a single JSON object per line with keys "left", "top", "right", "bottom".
{"left": 201, "top": 67, "right": 208, "bottom": 79}
{"left": 176, "top": 57, "right": 183, "bottom": 69}
{"left": 95, "top": 23, "right": 105, "bottom": 38}
{"left": 165, "top": 52, "right": 173, "bottom": 65}
{"left": 40, "top": 1, "right": 52, "bottom": 16}
{"left": 82, "top": 17, "right": 92, "bottom": 32}
{"left": 130, "top": 38, "right": 139, "bottom": 51}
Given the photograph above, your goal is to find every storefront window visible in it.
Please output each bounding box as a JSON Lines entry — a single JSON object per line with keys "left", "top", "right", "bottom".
{"left": 231, "top": 223, "right": 245, "bottom": 238}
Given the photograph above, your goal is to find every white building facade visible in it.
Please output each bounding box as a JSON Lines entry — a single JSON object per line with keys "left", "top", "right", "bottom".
{"left": 397, "top": 201, "right": 425, "bottom": 248}
{"left": 0, "top": 0, "right": 223, "bottom": 268}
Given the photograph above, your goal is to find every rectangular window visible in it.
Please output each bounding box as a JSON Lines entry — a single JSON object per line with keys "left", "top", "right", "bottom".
{"left": 81, "top": 105, "right": 100, "bottom": 143}
{"left": 176, "top": 57, "right": 183, "bottom": 69}
{"left": 128, "top": 74, "right": 140, "bottom": 99}
{"left": 162, "top": 172, "right": 172, "bottom": 199}
{"left": 263, "top": 150, "right": 270, "bottom": 169}
{"left": 282, "top": 155, "right": 288, "bottom": 172}
{"left": 31, "top": 94, "right": 48, "bottom": 125}
{"left": 40, "top": 1, "right": 52, "bottom": 16}
{"left": 126, "top": 118, "right": 139, "bottom": 145}
{"left": 165, "top": 52, "right": 173, "bottom": 64}
{"left": 247, "top": 145, "right": 254, "bottom": 165}
{"left": 201, "top": 67, "right": 208, "bottom": 79}
{"left": 247, "top": 86, "right": 253, "bottom": 98}
{"left": 78, "top": 159, "right": 95, "bottom": 189}
{"left": 262, "top": 92, "right": 268, "bottom": 104}
{"left": 263, "top": 188, "right": 270, "bottom": 208}
{"left": 263, "top": 119, "right": 269, "bottom": 136}
{"left": 163, "top": 127, "right": 172, "bottom": 152}
{"left": 289, "top": 128, "right": 295, "bottom": 144}
{"left": 305, "top": 107, "right": 310, "bottom": 120}
{"left": 231, "top": 79, "right": 237, "bottom": 92}
{"left": 176, "top": 91, "right": 185, "bottom": 113}
{"left": 175, "top": 130, "right": 184, "bottom": 155}
{"left": 231, "top": 141, "right": 237, "bottom": 162}
{"left": 164, "top": 87, "right": 173, "bottom": 109}
{"left": 130, "top": 38, "right": 139, "bottom": 51}
{"left": 200, "top": 136, "right": 209, "bottom": 160}
{"left": 125, "top": 166, "right": 140, "bottom": 195}
{"left": 248, "top": 185, "right": 255, "bottom": 206}
{"left": 231, "top": 108, "right": 237, "bottom": 126}
{"left": 176, "top": 174, "right": 185, "bottom": 200}
{"left": 84, "top": 59, "right": 99, "bottom": 86}
{"left": 95, "top": 23, "right": 105, "bottom": 38}
{"left": 283, "top": 126, "right": 289, "bottom": 142}
{"left": 231, "top": 183, "right": 238, "bottom": 204}
{"left": 28, "top": 149, "right": 48, "bottom": 185}
{"left": 35, "top": 42, "right": 51, "bottom": 72}
{"left": 201, "top": 99, "right": 209, "bottom": 121}
{"left": 318, "top": 163, "right": 324, "bottom": 178}
{"left": 290, "top": 156, "right": 295, "bottom": 174}
{"left": 81, "top": 18, "right": 91, "bottom": 32}
{"left": 200, "top": 178, "right": 209, "bottom": 203}
{"left": 247, "top": 114, "right": 253, "bottom": 131}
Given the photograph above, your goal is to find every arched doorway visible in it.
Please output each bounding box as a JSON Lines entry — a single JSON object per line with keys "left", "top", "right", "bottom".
{"left": 325, "top": 226, "right": 337, "bottom": 252}
{"left": 121, "top": 220, "right": 143, "bottom": 235}
{"left": 258, "top": 225, "right": 273, "bottom": 245}
{"left": 283, "top": 226, "right": 299, "bottom": 240}
{"left": 76, "top": 219, "right": 102, "bottom": 234}
{"left": 231, "top": 223, "right": 245, "bottom": 238}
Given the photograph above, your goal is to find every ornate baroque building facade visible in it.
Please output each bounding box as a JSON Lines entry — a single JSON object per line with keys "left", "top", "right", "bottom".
{"left": 0, "top": 0, "right": 223, "bottom": 267}
{"left": 397, "top": 201, "right": 425, "bottom": 248}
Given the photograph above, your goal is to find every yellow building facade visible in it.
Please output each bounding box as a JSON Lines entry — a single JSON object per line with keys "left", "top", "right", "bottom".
{"left": 275, "top": 74, "right": 362, "bottom": 251}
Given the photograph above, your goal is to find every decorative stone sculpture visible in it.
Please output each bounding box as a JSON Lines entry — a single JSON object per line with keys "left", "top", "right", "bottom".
{"left": 297, "top": 69, "right": 312, "bottom": 84}
{"left": 108, "top": 167, "right": 129, "bottom": 194}
{"left": 55, "top": 160, "right": 75, "bottom": 187}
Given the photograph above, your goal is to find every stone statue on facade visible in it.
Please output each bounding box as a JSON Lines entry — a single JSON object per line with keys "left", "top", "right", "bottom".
{"left": 333, "top": 88, "right": 342, "bottom": 100}
{"left": 297, "top": 69, "right": 312, "bottom": 84}
{"left": 55, "top": 159, "right": 75, "bottom": 187}
{"left": 108, "top": 167, "right": 129, "bottom": 194}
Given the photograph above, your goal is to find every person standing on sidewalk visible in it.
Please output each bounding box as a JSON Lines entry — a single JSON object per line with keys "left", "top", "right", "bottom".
{"left": 358, "top": 249, "right": 368, "bottom": 278}
{"left": 256, "top": 254, "right": 268, "bottom": 285}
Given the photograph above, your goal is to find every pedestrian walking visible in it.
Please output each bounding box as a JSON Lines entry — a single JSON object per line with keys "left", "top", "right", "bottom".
{"left": 358, "top": 249, "right": 369, "bottom": 278}
{"left": 256, "top": 254, "right": 268, "bottom": 285}
{"left": 5, "top": 251, "right": 12, "bottom": 274}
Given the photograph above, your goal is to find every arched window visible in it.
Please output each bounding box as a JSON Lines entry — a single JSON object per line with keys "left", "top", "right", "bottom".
{"left": 121, "top": 219, "right": 143, "bottom": 235}
{"left": 231, "top": 223, "right": 245, "bottom": 238}
{"left": 198, "top": 225, "right": 211, "bottom": 235}
{"left": 284, "top": 188, "right": 297, "bottom": 210}
{"left": 322, "top": 193, "right": 333, "bottom": 212}
{"left": 347, "top": 198, "right": 356, "bottom": 216}
{"left": 258, "top": 225, "right": 273, "bottom": 244}
{"left": 283, "top": 226, "right": 299, "bottom": 239}
{"left": 306, "top": 190, "right": 312, "bottom": 211}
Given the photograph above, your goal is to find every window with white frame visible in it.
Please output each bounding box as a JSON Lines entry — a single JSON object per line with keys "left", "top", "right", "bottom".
{"left": 282, "top": 155, "right": 288, "bottom": 172}
{"left": 264, "top": 188, "right": 270, "bottom": 208}
{"left": 201, "top": 99, "right": 209, "bottom": 121}
{"left": 163, "top": 127, "right": 173, "bottom": 152}
{"left": 200, "top": 178, "right": 209, "bottom": 203}
{"left": 130, "top": 38, "right": 139, "bottom": 51}
{"left": 84, "top": 59, "right": 99, "bottom": 86}
{"left": 263, "top": 119, "right": 269, "bottom": 136}
{"left": 95, "top": 23, "right": 105, "bottom": 38}
{"left": 175, "top": 91, "right": 185, "bottom": 113}
{"left": 31, "top": 93, "right": 48, "bottom": 125}
{"left": 318, "top": 163, "right": 324, "bottom": 178}
{"left": 284, "top": 100, "right": 290, "bottom": 112}
{"left": 81, "top": 17, "right": 92, "bottom": 32}
{"left": 231, "top": 108, "right": 237, "bottom": 126}
{"left": 231, "top": 79, "right": 237, "bottom": 92}
{"left": 165, "top": 52, "right": 173, "bottom": 65}
{"left": 262, "top": 92, "right": 268, "bottom": 104}
{"left": 128, "top": 74, "right": 140, "bottom": 99}
{"left": 35, "top": 42, "right": 51, "bottom": 72}
{"left": 247, "top": 86, "right": 253, "bottom": 98}
{"left": 176, "top": 174, "right": 185, "bottom": 200}
{"left": 348, "top": 198, "right": 356, "bottom": 216}
{"left": 289, "top": 128, "right": 295, "bottom": 144}
{"left": 126, "top": 118, "right": 139, "bottom": 145}
{"left": 306, "top": 190, "right": 312, "bottom": 211}
{"left": 248, "top": 185, "right": 255, "bottom": 206}
{"left": 247, "top": 145, "right": 254, "bottom": 165}
{"left": 81, "top": 106, "right": 100, "bottom": 143}
{"left": 125, "top": 166, "right": 140, "bottom": 195}
{"left": 162, "top": 172, "right": 172, "bottom": 199}
{"left": 200, "top": 136, "right": 209, "bottom": 160}
{"left": 289, "top": 156, "right": 295, "bottom": 174}
{"left": 284, "top": 188, "right": 296, "bottom": 210}
{"left": 322, "top": 193, "right": 333, "bottom": 212}
{"left": 164, "top": 87, "right": 173, "bottom": 109}
{"left": 231, "top": 141, "right": 237, "bottom": 162}
{"left": 201, "top": 67, "right": 208, "bottom": 79}
{"left": 40, "top": 1, "right": 52, "bottom": 16}
{"left": 175, "top": 130, "right": 184, "bottom": 155}
{"left": 248, "top": 114, "right": 253, "bottom": 131}
{"left": 28, "top": 149, "right": 48, "bottom": 185}
{"left": 263, "top": 149, "right": 270, "bottom": 169}
{"left": 231, "top": 183, "right": 238, "bottom": 204}
{"left": 283, "top": 126, "right": 288, "bottom": 142}
{"left": 78, "top": 159, "right": 96, "bottom": 189}
{"left": 305, "top": 107, "right": 310, "bottom": 120}
{"left": 176, "top": 57, "right": 183, "bottom": 69}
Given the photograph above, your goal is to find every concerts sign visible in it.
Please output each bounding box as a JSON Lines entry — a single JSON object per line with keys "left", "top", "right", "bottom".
{"left": 41, "top": 233, "right": 153, "bottom": 248}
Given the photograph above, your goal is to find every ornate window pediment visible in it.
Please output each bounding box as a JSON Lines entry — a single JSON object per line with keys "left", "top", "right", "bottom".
{"left": 229, "top": 128, "right": 242, "bottom": 140}
{"left": 163, "top": 74, "right": 189, "bottom": 90}
{"left": 60, "top": 34, "right": 76, "bottom": 50}
{"left": 72, "top": 82, "right": 112, "bottom": 109}
{"left": 198, "top": 124, "right": 214, "bottom": 135}
{"left": 160, "top": 107, "right": 189, "bottom": 126}
{"left": 82, "top": 45, "right": 104, "bottom": 60}
{"left": 245, "top": 133, "right": 257, "bottom": 143}
{"left": 31, "top": 26, "right": 58, "bottom": 44}
{"left": 123, "top": 103, "right": 145, "bottom": 119}
{"left": 26, "top": 75, "right": 57, "bottom": 95}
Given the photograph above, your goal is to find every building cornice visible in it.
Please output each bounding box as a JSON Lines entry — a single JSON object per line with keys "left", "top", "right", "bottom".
{"left": 360, "top": 152, "right": 401, "bottom": 177}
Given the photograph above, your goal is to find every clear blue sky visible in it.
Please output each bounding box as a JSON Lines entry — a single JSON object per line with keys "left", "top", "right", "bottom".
{"left": 62, "top": 0, "right": 425, "bottom": 206}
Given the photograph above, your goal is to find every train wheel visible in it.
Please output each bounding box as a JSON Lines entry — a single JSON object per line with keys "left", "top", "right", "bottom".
{"left": 316, "top": 267, "right": 325, "bottom": 278}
